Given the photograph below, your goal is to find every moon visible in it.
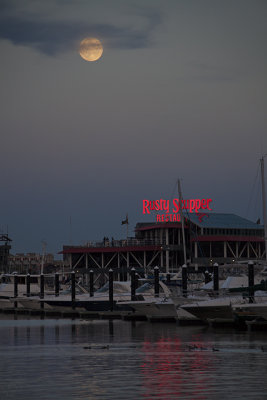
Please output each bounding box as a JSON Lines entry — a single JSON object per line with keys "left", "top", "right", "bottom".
{"left": 79, "top": 37, "right": 103, "bottom": 62}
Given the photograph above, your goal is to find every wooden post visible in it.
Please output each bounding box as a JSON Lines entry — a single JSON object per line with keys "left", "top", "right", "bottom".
{"left": 182, "top": 264, "right": 187, "bottom": 297}
{"left": 89, "top": 270, "right": 94, "bottom": 297}
{"left": 85, "top": 253, "right": 88, "bottom": 286}
{"left": 40, "top": 274, "right": 44, "bottom": 299}
{"left": 135, "top": 272, "right": 139, "bottom": 290}
{"left": 126, "top": 253, "right": 129, "bottom": 281}
{"left": 213, "top": 263, "right": 219, "bottom": 294}
{"left": 14, "top": 273, "right": 18, "bottom": 309}
{"left": 248, "top": 260, "right": 254, "bottom": 303}
{"left": 109, "top": 269, "right": 114, "bottom": 311}
{"left": 26, "top": 273, "right": 31, "bottom": 297}
{"left": 55, "top": 272, "right": 59, "bottom": 297}
{"left": 14, "top": 273, "right": 18, "bottom": 298}
{"left": 118, "top": 254, "right": 123, "bottom": 281}
{"left": 71, "top": 271, "right": 75, "bottom": 309}
{"left": 154, "top": 266, "right": 159, "bottom": 297}
{"left": 131, "top": 267, "right": 136, "bottom": 301}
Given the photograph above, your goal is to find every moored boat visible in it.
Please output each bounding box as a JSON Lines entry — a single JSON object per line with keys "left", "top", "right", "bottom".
{"left": 232, "top": 297, "right": 267, "bottom": 322}
{"left": 180, "top": 295, "right": 245, "bottom": 324}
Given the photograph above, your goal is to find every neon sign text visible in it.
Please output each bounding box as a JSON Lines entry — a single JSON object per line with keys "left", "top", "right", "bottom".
{"left": 143, "top": 198, "right": 212, "bottom": 214}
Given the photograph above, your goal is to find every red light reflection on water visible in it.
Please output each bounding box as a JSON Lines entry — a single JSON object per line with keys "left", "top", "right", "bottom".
{"left": 141, "top": 337, "right": 214, "bottom": 399}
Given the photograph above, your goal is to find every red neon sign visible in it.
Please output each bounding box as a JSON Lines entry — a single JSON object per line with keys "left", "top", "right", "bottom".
{"left": 142, "top": 198, "right": 212, "bottom": 222}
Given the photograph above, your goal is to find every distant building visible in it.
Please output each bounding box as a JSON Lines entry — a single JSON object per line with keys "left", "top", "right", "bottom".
{"left": 8, "top": 252, "right": 61, "bottom": 274}
{"left": 0, "top": 234, "right": 12, "bottom": 273}
{"left": 60, "top": 213, "right": 265, "bottom": 280}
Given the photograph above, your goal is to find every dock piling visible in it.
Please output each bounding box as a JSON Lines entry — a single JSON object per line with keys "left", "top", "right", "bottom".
{"left": 14, "top": 273, "right": 18, "bottom": 298}
{"left": 26, "top": 273, "right": 31, "bottom": 297}
{"left": 154, "top": 266, "right": 159, "bottom": 297}
{"left": 248, "top": 261, "right": 254, "bottom": 303}
{"left": 213, "top": 263, "right": 219, "bottom": 294}
{"left": 182, "top": 264, "right": 187, "bottom": 297}
{"left": 131, "top": 267, "right": 136, "bottom": 301}
{"left": 55, "top": 272, "right": 59, "bottom": 297}
{"left": 89, "top": 270, "right": 94, "bottom": 297}
{"left": 109, "top": 269, "right": 114, "bottom": 311}
{"left": 14, "top": 273, "right": 18, "bottom": 308}
{"left": 71, "top": 271, "right": 76, "bottom": 309}
{"left": 40, "top": 273, "right": 44, "bottom": 299}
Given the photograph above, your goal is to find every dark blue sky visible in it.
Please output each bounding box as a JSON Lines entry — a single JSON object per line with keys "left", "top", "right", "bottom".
{"left": 0, "top": 0, "right": 266, "bottom": 257}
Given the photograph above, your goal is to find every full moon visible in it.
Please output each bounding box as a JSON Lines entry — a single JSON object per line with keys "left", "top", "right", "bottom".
{"left": 79, "top": 37, "right": 103, "bottom": 62}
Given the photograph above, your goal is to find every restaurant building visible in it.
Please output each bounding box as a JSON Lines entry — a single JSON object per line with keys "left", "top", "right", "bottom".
{"left": 61, "top": 213, "right": 265, "bottom": 281}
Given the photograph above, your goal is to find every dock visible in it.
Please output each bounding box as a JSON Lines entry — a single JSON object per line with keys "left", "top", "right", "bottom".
{"left": 0, "top": 307, "right": 147, "bottom": 321}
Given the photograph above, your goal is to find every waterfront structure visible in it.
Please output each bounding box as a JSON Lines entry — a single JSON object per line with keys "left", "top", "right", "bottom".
{"left": 182, "top": 213, "right": 264, "bottom": 265}
{"left": 61, "top": 213, "right": 265, "bottom": 281}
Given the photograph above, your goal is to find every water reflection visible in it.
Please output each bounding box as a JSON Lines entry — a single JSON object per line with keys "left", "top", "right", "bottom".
{"left": 141, "top": 336, "right": 214, "bottom": 399}
{"left": 71, "top": 323, "right": 76, "bottom": 342}
{"left": 55, "top": 325, "right": 60, "bottom": 344}
{"left": 108, "top": 319, "right": 114, "bottom": 336}
{"left": 1, "top": 317, "right": 267, "bottom": 399}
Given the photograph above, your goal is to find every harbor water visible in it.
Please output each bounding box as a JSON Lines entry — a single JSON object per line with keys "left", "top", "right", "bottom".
{"left": 1, "top": 316, "right": 267, "bottom": 399}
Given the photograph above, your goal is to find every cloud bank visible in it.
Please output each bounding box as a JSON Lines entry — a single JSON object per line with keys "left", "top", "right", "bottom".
{"left": 0, "top": 1, "right": 162, "bottom": 55}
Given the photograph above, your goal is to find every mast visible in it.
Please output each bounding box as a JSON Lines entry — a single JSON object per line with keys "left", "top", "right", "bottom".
{"left": 178, "top": 180, "right": 187, "bottom": 266}
{"left": 41, "top": 241, "right": 47, "bottom": 275}
{"left": 260, "top": 155, "right": 267, "bottom": 264}
{"left": 69, "top": 216, "right": 72, "bottom": 245}
{"left": 126, "top": 213, "right": 129, "bottom": 241}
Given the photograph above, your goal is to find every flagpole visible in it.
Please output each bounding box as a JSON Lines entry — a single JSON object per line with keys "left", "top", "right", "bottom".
{"left": 260, "top": 156, "right": 267, "bottom": 265}
{"left": 121, "top": 214, "right": 129, "bottom": 242}
{"left": 178, "top": 179, "right": 187, "bottom": 266}
{"left": 126, "top": 213, "right": 128, "bottom": 242}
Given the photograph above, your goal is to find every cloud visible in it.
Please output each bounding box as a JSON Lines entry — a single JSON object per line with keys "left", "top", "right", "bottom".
{"left": 0, "top": 1, "right": 162, "bottom": 55}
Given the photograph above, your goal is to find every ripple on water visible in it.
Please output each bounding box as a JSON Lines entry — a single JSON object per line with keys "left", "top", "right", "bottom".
{"left": 0, "top": 319, "right": 267, "bottom": 399}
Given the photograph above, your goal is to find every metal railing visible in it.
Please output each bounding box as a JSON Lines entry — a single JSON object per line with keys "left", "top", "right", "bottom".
{"left": 83, "top": 238, "right": 166, "bottom": 248}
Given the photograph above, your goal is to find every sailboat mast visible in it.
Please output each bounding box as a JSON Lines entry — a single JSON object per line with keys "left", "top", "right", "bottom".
{"left": 178, "top": 180, "right": 187, "bottom": 266}
{"left": 260, "top": 156, "right": 267, "bottom": 264}
{"left": 41, "top": 241, "right": 46, "bottom": 275}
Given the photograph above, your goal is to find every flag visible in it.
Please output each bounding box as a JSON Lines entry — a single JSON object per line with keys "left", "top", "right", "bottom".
{"left": 121, "top": 214, "right": 129, "bottom": 225}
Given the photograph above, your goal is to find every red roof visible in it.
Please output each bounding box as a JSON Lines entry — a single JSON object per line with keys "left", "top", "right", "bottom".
{"left": 60, "top": 245, "right": 163, "bottom": 254}
{"left": 191, "top": 235, "right": 264, "bottom": 242}
{"left": 136, "top": 223, "right": 183, "bottom": 231}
